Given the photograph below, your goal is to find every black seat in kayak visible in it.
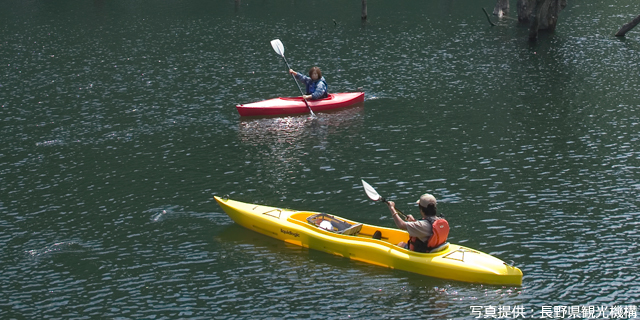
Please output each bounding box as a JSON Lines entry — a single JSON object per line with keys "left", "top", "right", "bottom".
{"left": 307, "top": 213, "right": 361, "bottom": 236}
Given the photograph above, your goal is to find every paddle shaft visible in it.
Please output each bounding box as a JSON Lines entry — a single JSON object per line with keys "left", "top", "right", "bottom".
{"left": 380, "top": 197, "right": 408, "bottom": 220}
{"left": 279, "top": 56, "right": 316, "bottom": 117}
{"left": 361, "top": 179, "right": 409, "bottom": 221}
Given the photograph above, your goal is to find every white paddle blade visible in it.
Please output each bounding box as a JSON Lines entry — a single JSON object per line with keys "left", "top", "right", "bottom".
{"left": 361, "top": 179, "right": 382, "bottom": 201}
{"left": 270, "top": 39, "right": 285, "bottom": 57}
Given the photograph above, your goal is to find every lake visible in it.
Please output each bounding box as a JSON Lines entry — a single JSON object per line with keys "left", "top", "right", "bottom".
{"left": 1, "top": 0, "right": 639, "bottom": 318}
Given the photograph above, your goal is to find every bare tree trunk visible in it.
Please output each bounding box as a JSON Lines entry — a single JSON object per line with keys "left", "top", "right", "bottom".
{"left": 518, "top": 0, "right": 567, "bottom": 40}
{"left": 493, "top": 0, "right": 509, "bottom": 16}
{"left": 518, "top": 0, "right": 566, "bottom": 26}
{"left": 361, "top": 0, "right": 367, "bottom": 20}
{"left": 615, "top": 14, "right": 640, "bottom": 37}
{"left": 528, "top": 0, "right": 546, "bottom": 40}
{"left": 517, "top": 0, "right": 533, "bottom": 23}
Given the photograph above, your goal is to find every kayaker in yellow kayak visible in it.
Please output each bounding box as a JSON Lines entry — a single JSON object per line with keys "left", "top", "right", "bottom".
{"left": 386, "top": 194, "right": 450, "bottom": 252}
{"left": 289, "top": 66, "right": 329, "bottom": 100}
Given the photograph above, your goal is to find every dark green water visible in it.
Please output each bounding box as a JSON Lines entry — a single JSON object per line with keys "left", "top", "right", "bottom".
{"left": 2, "top": 0, "right": 639, "bottom": 318}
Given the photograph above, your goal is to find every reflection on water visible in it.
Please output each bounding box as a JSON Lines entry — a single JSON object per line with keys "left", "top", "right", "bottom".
{"left": 235, "top": 106, "right": 366, "bottom": 198}
{"left": 237, "top": 104, "right": 365, "bottom": 146}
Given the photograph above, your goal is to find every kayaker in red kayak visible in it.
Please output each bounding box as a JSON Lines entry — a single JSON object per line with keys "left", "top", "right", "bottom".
{"left": 386, "top": 194, "right": 449, "bottom": 252}
{"left": 289, "top": 66, "right": 329, "bottom": 100}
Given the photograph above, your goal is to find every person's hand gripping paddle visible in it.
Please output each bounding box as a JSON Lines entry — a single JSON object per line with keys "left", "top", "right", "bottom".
{"left": 361, "top": 179, "right": 408, "bottom": 220}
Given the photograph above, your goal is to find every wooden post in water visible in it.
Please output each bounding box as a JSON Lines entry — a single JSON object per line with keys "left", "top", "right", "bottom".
{"left": 615, "top": 14, "right": 640, "bottom": 37}
{"left": 361, "top": 0, "right": 367, "bottom": 20}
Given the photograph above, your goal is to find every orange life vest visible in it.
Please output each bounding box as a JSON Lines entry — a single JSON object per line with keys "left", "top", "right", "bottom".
{"left": 408, "top": 216, "right": 449, "bottom": 252}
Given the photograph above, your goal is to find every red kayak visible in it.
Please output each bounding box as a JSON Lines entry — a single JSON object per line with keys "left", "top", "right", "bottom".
{"left": 236, "top": 92, "right": 364, "bottom": 117}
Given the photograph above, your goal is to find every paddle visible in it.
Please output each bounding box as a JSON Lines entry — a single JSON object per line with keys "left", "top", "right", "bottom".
{"left": 270, "top": 39, "right": 316, "bottom": 118}
{"left": 361, "top": 179, "right": 408, "bottom": 220}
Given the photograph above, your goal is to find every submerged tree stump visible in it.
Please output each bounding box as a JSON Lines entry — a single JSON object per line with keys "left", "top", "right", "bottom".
{"left": 516, "top": 0, "right": 567, "bottom": 40}
{"left": 615, "top": 14, "right": 640, "bottom": 37}
{"left": 528, "top": 0, "right": 545, "bottom": 40}
{"left": 493, "top": 0, "right": 509, "bottom": 17}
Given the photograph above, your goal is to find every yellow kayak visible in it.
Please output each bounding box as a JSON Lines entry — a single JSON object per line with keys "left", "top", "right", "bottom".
{"left": 214, "top": 196, "right": 523, "bottom": 286}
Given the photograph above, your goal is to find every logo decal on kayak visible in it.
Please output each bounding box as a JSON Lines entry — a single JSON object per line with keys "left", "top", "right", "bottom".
{"left": 280, "top": 229, "right": 300, "bottom": 237}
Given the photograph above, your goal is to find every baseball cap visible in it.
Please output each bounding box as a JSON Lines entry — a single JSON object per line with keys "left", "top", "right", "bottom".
{"left": 416, "top": 193, "right": 437, "bottom": 207}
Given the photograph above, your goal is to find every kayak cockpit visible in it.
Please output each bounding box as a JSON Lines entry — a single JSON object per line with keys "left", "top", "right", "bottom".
{"left": 280, "top": 94, "right": 335, "bottom": 102}
{"left": 288, "top": 212, "right": 453, "bottom": 254}
{"left": 288, "top": 212, "right": 408, "bottom": 244}
{"left": 288, "top": 212, "right": 367, "bottom": 236}
{"left": 305, "top": 213, "right": 363, "bottom": 235}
